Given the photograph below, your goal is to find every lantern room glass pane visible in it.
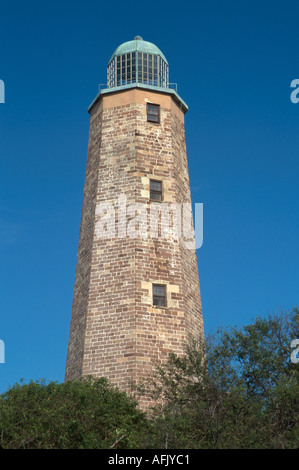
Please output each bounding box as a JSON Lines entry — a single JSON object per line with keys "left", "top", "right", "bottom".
{"left": 108, "top": 51, "right": 168, "bottom": 89}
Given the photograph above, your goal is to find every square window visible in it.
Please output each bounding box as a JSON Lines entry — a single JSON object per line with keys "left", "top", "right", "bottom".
{"left": 150, "top": 179, "right": 162, "bottom": 201}
{"left": 153, "top": 284, "right": 166, "bottom": 307}
{"left": 147, "top": 103, "right": 160, "bottom": 123}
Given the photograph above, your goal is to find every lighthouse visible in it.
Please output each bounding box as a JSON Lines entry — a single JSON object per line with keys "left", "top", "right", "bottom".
{"left": 65, "top": 37, "right": 204, "bottom": 406}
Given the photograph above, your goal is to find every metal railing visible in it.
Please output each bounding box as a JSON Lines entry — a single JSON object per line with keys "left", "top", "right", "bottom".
{"left": 99, "top": 82, "right": 178, "bottom": 92}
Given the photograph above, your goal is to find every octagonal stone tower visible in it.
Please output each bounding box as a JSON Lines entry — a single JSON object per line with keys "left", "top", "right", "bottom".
{"left": 65, "top": 37, "right": 204, "bottom": 405}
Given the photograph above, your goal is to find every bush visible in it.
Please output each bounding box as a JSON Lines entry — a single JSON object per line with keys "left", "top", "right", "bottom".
{"left": 138, "top": 308, "right": 299, "bottom": 449}
{"left": 0, "top": 376, "right": 147, "bottom": 449}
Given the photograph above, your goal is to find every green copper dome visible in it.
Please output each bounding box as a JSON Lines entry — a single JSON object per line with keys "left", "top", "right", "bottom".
{"left": 109, "top": 36, "right": 168, "bottom": 65}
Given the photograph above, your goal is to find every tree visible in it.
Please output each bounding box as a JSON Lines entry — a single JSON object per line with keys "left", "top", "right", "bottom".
{"left": 138, "top": 308, "right": 299, "bottom": 449}
{"left": 0, "top": 376, "right": 147, "bottom": 449}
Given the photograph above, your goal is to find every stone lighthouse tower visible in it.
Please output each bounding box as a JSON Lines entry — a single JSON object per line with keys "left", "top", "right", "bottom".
{"left": 65, "top": 37, "right": 204, "bottom": 400}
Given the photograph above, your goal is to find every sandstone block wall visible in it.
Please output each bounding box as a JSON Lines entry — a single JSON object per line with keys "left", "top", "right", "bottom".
{"left": 65, "top": 88, "right": 204, "bottom": 404}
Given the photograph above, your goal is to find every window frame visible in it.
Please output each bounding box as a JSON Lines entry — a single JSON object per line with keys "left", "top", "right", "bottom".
{"left": 150, "top": 179, "right": 163, "bottom": 201}
{"left": 153, "top": 284, "right": 167, "bottom": 307}
{"left": 147, "top": 103, "right": 160, "bottom": 124}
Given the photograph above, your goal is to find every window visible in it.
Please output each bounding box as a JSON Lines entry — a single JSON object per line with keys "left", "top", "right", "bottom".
{"left": 147, "top": 103, "right": 160, "bottom": 123}
{"left": 150, "top": 179, "right": 162, "bottom": 201}
{"left": 153, "top": 284, "right": 166, "bottom": 307}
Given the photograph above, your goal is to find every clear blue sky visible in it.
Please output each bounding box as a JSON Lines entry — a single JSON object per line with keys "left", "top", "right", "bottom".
{"left": 0, "top": 0, "right": 298, "bottom": 393}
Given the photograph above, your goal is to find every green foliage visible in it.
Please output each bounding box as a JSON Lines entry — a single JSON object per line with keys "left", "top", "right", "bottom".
{"left": 207, "top": 308, "right": 299, "bottom": 398}
{"left": 139, "top": 308, "right": 299, "bottom": 449}
{"left": 1, "top": 308, "right": 298, "bottom": 449}
{"left": 0, "top": 377, "right": 147, "bottom": 449}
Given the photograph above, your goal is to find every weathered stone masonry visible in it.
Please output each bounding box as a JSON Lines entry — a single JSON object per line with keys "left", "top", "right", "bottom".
{"left": 65, "top": 84, "right": 204, "bottom": 403}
